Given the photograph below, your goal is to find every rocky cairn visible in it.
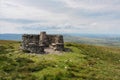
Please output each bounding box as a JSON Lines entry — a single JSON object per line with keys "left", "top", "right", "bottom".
{"left": 21, "top": 32, "right": 64, "bottom": 54}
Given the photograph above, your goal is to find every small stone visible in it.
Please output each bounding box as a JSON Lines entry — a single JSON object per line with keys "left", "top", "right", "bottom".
{"left": 65, "top": 66, "right": 67, "bottom": 69}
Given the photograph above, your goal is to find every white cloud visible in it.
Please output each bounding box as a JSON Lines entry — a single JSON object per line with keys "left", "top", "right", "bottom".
{"left": 0, "top": 0, "right": 69, "bottom": 22}
{"left": 0, "top": 21, "right": 22, "bottom": 33}
{"left": 0, "top": 0, "right": 120, "bottom": 34}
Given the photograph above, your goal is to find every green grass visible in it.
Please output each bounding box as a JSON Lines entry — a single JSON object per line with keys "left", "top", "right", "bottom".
{"left": 0, "top": 40, "right": 120, "bottom": 80}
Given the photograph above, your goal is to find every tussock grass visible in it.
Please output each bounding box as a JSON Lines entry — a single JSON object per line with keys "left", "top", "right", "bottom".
{"left": 0, "top": 40, "right": 120, "bottom": 80}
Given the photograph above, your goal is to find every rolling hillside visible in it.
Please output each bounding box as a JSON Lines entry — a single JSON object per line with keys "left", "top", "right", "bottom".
{"left": 64, "top": 35, "right": 120, "bottom": 47}
{"left": 0, "top": 40, "right": 120, "bottom": 80}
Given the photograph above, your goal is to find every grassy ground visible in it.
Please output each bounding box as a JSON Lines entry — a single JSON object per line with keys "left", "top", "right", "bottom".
{"left": 0, "top": 40, "right": 120, "bottom": 80}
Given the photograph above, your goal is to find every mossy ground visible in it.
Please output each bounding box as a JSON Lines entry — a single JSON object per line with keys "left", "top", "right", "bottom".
{"left": 0, "top": 40, "right": 120, "bottom": 80}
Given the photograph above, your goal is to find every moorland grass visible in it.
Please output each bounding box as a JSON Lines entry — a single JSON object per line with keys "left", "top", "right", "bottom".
{"left": 0, "top": 40, "right": 120, "bottom": 80}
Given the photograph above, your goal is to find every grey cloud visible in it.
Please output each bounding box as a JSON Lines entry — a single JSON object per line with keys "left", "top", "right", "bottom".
{"left": 0, "top": 18, "right": 42, "bottom": 24}
{"left": 0, "top": 0, "right": 120, "bottom": 34}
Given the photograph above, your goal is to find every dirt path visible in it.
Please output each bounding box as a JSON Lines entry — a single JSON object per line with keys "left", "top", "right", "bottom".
{"left": 44, "top": 48, "right": 62, "bottom": 54}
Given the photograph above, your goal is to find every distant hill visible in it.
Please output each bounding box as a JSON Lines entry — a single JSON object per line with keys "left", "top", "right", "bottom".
{"left": 0, "top": 34, "right": 120, "bottom": 47}
{"left": 0, "top": 34, "right": 22, "bottom": 41}
{"left": 64, "top": 35, "right": 120, "bottom": 47}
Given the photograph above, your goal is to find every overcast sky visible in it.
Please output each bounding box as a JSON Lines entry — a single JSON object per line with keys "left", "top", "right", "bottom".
{"left": 0, "top": 0, "right": 120, "bottom": 34}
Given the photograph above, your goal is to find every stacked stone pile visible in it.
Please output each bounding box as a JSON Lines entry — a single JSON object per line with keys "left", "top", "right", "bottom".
{"left": 21, "top": 32, "right": 64, "bottom": 54}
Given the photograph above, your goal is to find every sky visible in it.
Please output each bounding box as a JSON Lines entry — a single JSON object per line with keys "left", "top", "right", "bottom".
{"left": 0, "top": 0, "right": 120, "bottom": 34}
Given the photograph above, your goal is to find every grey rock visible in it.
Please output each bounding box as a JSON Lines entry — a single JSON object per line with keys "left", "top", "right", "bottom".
{"left": 21, "top": 32, "right": 64, "bottom": 54}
